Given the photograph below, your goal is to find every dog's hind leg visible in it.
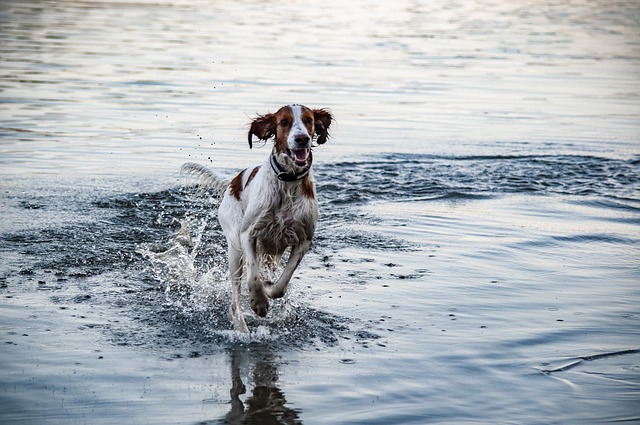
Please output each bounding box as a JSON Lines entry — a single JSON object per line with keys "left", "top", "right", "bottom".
{"left": 228, "top": 245, "right": 249, "bottom": 333}
{"left": 266, "top": 240, "right": 311, "bottom": 299}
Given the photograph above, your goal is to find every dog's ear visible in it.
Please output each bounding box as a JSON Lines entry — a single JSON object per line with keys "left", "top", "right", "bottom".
{"left": 247, "top": 113, "right": 276, "bottom": 149}
{"left": 313, "top": 108, "right": 333, "bottom": 145}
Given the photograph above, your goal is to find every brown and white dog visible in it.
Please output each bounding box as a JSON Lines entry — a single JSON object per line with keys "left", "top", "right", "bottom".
{"left": 182, "top": 105, "right": 333, "bottom": 332}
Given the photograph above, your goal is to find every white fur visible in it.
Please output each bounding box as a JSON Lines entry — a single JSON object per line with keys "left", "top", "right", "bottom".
{"left": 218, "top": 158, "right": 318, "bottom": 333}
{"left": 288, "top": 104, "right": 311, "bottom": 148}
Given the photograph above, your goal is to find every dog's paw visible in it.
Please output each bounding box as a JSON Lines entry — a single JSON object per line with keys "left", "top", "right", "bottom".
{"left": 250, "top": 290, "right": 269, "bottom": 318}
{"left": 230, "top": 304, "right": 250, "bottom": 333}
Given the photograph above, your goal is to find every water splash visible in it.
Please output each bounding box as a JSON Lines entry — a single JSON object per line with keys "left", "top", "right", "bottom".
{"left": 138, "top": 209, "right": 352, "bottom": 349}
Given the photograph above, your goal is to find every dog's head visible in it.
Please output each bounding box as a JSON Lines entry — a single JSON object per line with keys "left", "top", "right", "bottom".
{"left": 248, "top": 105, "right": 334, "bottom": 166}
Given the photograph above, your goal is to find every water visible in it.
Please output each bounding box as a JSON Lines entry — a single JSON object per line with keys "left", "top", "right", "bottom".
{"left": 1, "top": 0, "right": 639, "bottom": 423}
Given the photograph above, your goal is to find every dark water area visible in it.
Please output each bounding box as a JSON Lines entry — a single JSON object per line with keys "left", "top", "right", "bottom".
{"left": 319, "top": 153, "right": 640, "bottom": 203}
{"left": 2, "top": 0, "right": 640, "bottom": 423}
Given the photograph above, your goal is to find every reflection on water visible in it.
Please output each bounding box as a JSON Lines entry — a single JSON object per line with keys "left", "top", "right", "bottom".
{"left": 219, "top": 348, "right": 302, "bottom": 425}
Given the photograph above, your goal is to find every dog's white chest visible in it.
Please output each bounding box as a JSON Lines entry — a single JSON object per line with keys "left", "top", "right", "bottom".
{"left": 254, "top": 196, "right": 318, "bottom": 256}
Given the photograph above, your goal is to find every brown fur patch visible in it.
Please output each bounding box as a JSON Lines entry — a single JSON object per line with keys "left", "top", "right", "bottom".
{"left": 246, "top": 166, "right": 260, "bottom": 187}
{"left": 230, "top": 166, "right": 261, "bottom": 200}
{"left": 312, "top": 108, "right": 333, "bottom": 144}
{"left": 273, "top": 106, "right": 294, "bottom": 155}
{"left": 229, "top": 169, "right": 246, "bottom": 200}
{"left": 301, "top": 175, "right": 315, "bottom": 199}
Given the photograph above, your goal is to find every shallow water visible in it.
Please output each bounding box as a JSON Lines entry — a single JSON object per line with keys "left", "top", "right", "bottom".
{"left": 1, "top": 0, "right": 639, "bottom": 423}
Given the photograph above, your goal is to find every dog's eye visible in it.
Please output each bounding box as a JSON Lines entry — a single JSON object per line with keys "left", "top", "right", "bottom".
{"left": 305, "top": 117, "right": 313, "bottom": 125}
{"left": 280, "top": 119, "right": 289, "bottom": 127}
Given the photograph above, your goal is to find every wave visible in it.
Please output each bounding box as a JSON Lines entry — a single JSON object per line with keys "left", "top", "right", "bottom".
{"left": 315, "top": 153, "right": 640, "bottom": 205}
{"left": 540, "top": 348, "right": 640, "bottom": 374}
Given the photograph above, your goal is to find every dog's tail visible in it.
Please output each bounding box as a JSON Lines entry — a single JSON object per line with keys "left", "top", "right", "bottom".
{"left": 180, "top": 162, "right": 229, "bottom": 197}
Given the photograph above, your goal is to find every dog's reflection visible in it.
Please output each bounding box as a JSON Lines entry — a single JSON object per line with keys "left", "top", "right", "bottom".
{"left": 221, "top": 347, "right": 302, "bottom": 425}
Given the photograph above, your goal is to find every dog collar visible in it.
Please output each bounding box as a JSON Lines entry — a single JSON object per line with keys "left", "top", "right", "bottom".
{"left": 270, "top": 148, "right": 313, "bottom": 182}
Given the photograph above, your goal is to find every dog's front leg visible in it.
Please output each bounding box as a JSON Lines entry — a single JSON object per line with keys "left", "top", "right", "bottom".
{"left": 241, "top": 230, "right": 269, "bottom": 317}
{"left": 227, "top": 243, "right": 249, "bottom": 333}
{"left": 266, "top": 239, "right": 311, "bottom": 299}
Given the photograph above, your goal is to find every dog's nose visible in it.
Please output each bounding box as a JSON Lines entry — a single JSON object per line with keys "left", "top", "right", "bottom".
{"left": 294, "top": 134, "right": 310, "bottom": 146}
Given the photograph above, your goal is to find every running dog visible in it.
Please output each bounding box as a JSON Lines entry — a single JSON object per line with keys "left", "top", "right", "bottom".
{"left": 182, "top": 104, "right": 333, "bottom": 332}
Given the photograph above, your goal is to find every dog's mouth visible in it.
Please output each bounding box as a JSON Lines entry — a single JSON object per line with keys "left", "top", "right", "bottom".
{"left": 287, "top": 148, "right": 310, "bottom": 166}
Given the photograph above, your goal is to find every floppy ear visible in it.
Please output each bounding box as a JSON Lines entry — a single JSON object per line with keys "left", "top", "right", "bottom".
{"left": 313, "top": 108, "right": 333, "bottom": 145}
{"left": 247, "top": 113, "right": 276, "bottom": 149}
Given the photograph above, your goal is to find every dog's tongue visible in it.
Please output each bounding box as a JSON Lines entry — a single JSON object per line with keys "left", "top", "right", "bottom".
{"left": 290, "top": 148, "right": 309, "bottom": 165}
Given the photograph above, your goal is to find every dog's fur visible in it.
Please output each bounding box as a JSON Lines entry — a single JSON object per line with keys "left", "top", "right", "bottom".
{"left": 182, "top": 104, "right": 333, "bottom": 332}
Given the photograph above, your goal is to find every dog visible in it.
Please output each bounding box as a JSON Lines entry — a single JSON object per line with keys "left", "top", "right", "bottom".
{"left": 182, "top": 104, "right": 333, "bottom": 332}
